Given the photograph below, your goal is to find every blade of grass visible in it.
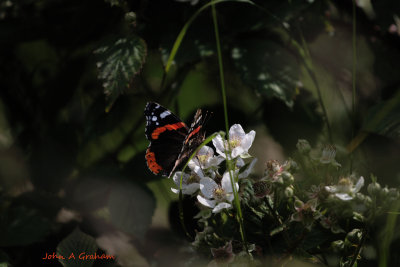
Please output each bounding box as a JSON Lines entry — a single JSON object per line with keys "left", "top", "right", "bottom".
{"left": 350, "top": 0, "right": 357, "bottom": 173}
{"left": 211, "top": 3, "right": 248, "bottom": 252}
{"left": 164, "top": 0, "right": 255, "bottom": 75}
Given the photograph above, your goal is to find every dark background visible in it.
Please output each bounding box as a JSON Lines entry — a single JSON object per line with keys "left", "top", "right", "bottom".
{"left": 0, "top": 0, "right": 399, "bottom": 266}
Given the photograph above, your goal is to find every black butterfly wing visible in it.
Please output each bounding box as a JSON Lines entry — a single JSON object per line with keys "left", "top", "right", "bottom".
{"left": 169, "top": 109, "right": 207, "bottom": 176}
{"left": 144, "top": 102, "right": 189, "bottom": 176}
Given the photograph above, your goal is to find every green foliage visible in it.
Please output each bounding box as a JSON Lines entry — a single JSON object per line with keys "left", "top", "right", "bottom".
{"left": 56, "top": 228, "right": 98, "bottom": 267}
{"left": 95, "top": 35, "right": 147, "bottom": 111}
{"left": 232, "top": 38, "right": 299, "bottom": 107}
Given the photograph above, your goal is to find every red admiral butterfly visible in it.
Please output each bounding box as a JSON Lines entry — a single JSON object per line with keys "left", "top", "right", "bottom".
{"left": 144, "top": 102, "right": 207, "bottom": 177}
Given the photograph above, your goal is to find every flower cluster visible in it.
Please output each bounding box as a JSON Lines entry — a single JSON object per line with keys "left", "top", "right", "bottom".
{"left": 171, "top": 124, "right": 256, "bottom": 213}
{"left": 167, "top": 128, "right": 399, "bottom": 266}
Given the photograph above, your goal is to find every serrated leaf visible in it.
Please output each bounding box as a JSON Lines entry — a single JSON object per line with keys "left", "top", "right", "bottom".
{"left": 95, "top": 35, "right": 147, "bottom": 111}
{"left": 231, "top": 39, "right": 299, "bottom": 107}
{"left": 56, "top": 228, "right": 98, "bottom": 267}
{"left": 108, "top": 182, "right": 155, "bottom": 238}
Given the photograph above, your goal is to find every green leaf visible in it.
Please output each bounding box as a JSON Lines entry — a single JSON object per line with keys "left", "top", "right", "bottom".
{"left": 0, "top": 206, "right": 51, "bottom": 246}
{"left": 95, "top": 35, "right": 147, "bottom": 111}
{"left": 108, "top": 182, "right": 155, "bottom": 238}
{"left": 231, "top": 39, "right": 299, "bottom": 107}
{"left": 56, "top": 228, "right": 98, "bottom": 267}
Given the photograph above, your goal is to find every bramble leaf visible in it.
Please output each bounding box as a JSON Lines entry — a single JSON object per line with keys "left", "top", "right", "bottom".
{"left": 95, "top": 35, "right": 147, "bottom": 111}
{"left": 231, "top": 39, "right": 299, "bottom": 107}
{"left": 57, "top": 228, "right": 98, "bottom": 267}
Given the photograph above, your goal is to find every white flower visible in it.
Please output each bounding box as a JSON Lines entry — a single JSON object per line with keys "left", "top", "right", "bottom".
{"left": 325, "top": 176, "right": 364, "bottom": 201}
{"left": 213, "top": 124, "right": 256, "bottom": 159}
{"left": 197, "top": 171, "right": 238, "bottom": 213}
{"left": 188, "top": 146, "right": 224, "bottom": 173}
{"left": 171, "top": 171, "right": 200, "bottom": 195}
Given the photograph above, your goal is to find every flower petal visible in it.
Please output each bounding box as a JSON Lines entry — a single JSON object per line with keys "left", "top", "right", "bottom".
{"left": 229, "top": 124, "right": 246, "bottom": 139}
{"left": 208, "top": 155, "right": 225, "bottom": 168}
{"left": 232, "top": 146, "right": 245, "bottom": 158}
{"left": 325, "top": 185, "right": 337, "bottom": 193}
{"left": 173, "top": 172, "right": 188, "bottom": 187}
{"left": 184, "top": 183, "right": 200, "bottom": 195}
{"left": 212, "top": 135, "right": 226, "bottom": 157}
{"left": 199, "top": 145, "right": 214, "bottom": 157}
{"left": 197, "top": 195, "right": 216, "bottom": 208}
{"left": 171, "top": 188, "right": 179, "bottom": 194}
{"left": 241, "top": 130, "right": 256, "bottom": 152}
{"left": 192, "top": 165, "right": 205, "bottom": 179}
{"left": 335, "top": 193, "right": 353, "bottom": 201}
{"left": 200, "top": 177, "right": 218, "bottom": 198}
{"left": 221, "top": 171, "right": 238, "bottom": 193}
{"left": 354, "top": 176, "right": 364, "bottom": 192}
{"left": 212, "top": 202, "right": 232, "bottom": 213}
{"left": 239, "top": 158, "right": 257, "bottom": 179}
{"left": 188, "top": 158, "right": 200, "bottom": 170}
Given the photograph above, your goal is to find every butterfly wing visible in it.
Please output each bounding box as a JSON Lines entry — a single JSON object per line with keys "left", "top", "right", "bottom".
{"left": 169, "top": 109, "right": 207, "bottom": 177}
{"left": 144, "top": 102, "right": 189, "bottom": 176}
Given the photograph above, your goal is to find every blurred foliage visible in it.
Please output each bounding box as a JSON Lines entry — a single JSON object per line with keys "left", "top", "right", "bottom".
{"left": 0, "top": 0, "right": 399, "bottom": 266}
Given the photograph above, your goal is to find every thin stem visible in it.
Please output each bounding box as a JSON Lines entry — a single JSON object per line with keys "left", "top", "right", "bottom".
{"left": 212, "top": 4, "right": 230, "bottom": 135}
{"left": 350, "top": 0, "right": 357, "bottom": 174}
{"left": 297, "top": 25, "right": 333, "bottom": 143}
{"left": 212, "top": 3, "right": 247, "bottom": 251}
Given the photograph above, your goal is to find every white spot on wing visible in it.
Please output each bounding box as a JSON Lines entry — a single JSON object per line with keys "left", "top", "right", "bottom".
{"left": 160, "top": 111, "right": 171, "bottom": 119}
{"left": 152, "top": 116, "right": 157, "bottom": 121}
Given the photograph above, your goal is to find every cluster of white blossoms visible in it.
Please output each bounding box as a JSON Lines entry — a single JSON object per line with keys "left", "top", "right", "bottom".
{"left": 171, "top": 124, "right": 256, "bottom": 213}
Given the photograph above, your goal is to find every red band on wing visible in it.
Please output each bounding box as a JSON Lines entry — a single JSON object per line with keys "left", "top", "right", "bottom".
{"left": 151, "top": 122, "right": 186, "bottom": 140}
{"left": 145, "top": 148, "right": 163, "bottom": 174}
{"left": 185, "top": 126, "right": 201, "bottom": 143}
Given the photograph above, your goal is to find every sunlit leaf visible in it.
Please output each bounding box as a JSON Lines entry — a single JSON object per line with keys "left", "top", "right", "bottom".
{"left": 95, "top": 35, "right": 147, "bottom": 111}
{"left": 231, "top": 39, "right": 299, "bottom": 107}
{"left": 56, "top": 228, "right": 98, "bottom": 267}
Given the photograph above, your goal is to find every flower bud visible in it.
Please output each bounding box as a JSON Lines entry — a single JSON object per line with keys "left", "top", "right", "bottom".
{"left": 284, "top": 186, "right": 294, "bottom": 197}
{"left": 331, "top": 240, "right": 344, "bottom": 252}
{"left": 281, "top": 171, "right": 294, "bottom": 184}
{"left": 346, "top": 229, "right": 362, "bottom": 244}
{"left": 367, "top": 182, "right": 381, "bottom": 196}
{"left": 388, "top": 188, "right": 399, "bottom": 199}
{"left": 296, "top": 139, "right": 311, "bottom": 154}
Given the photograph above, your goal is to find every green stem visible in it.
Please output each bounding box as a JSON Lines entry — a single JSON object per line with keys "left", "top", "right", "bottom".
{"left": 211, "top": 3, "right": 247, "bottom": 252}
{"left": 211, "top": 4, "right": 230, "bottom": 135}
{"left": 297, "top": 25, "right": 333, "bottom": 143}
{"left": 350, "top": 0, "right": 357, "bottom": 173}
